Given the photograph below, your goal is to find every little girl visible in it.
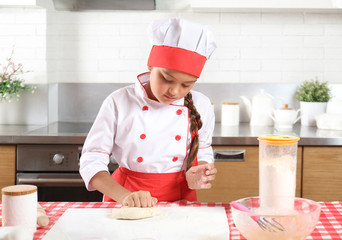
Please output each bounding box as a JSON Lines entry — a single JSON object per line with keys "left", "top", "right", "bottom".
{"left": 80, "top": 18, "right": 217, "bottom": 207}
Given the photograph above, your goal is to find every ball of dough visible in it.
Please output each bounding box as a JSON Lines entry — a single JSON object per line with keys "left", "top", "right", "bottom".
{"left": 112, "top": 206, "right": 161, "bottom": 220}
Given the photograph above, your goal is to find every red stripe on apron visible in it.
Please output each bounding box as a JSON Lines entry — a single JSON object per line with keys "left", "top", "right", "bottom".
{"left": 103, "top": 167, "right": 197, "bottom": 202}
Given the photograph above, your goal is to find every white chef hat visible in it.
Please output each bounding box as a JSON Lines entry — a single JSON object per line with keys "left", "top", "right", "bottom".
{"left": 147, "top": 18, "right": 217, "bottom": 78}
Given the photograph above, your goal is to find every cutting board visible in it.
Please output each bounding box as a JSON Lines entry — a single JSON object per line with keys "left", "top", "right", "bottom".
{"left": 42, "top": 206, "right": 230, "bottom": 240}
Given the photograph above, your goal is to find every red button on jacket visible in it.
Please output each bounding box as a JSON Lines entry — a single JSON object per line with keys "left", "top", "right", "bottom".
{"left": 175, "top": 135, "right": 181, "bottom": 141}
{"left": 140, "top": 134, "right": 146, "bottom": 139}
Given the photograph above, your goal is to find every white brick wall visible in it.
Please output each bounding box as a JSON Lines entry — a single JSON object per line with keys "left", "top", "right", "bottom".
{"left": 1, "top": 3, "right": 342, "bottom": 84}
{"left": 0, "top": 8, "right": 46, "bottom": 84}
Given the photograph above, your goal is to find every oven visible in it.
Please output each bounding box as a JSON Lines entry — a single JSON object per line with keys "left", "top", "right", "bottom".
{"left": 16, "top": 144, "right": 118, "bottom": 202}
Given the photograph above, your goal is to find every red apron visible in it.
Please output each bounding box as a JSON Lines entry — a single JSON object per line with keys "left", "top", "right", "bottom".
{"left": 103, "top": 167, "right": 197, "bottom": 202}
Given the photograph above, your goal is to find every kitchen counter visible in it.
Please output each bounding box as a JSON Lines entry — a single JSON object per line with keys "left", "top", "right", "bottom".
{"left": 0, "top": 201, "right": 341, "bottom": 240}
{"left": 0, "top": 122, "right": 90, "bottom": 144}
{"left": 0, "top": 122, "right": 342, "bottom": 146}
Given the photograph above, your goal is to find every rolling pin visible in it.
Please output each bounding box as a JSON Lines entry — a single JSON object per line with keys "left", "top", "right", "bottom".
{"left": 37, "top": 204, "right": 49, "bottom": 227}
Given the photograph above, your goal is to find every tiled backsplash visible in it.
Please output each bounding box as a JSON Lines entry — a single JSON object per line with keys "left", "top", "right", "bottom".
{"left": 1, "top": 1, "right": 342, "bottom": 85}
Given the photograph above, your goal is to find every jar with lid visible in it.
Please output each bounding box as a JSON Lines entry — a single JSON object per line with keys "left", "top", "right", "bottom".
{"left": 2, "top": 184, "right": 37, "bottom": 233}
{"left": 258, "top": 135, "right": 300, "bottom": 211}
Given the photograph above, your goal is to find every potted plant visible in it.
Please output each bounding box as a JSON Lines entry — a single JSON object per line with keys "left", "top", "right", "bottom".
{"left": 0, "top": 49, "right": 35, "bottom": 102}
{"left": 295, "top": 77, "right": 332, "bottom": 126}
{"left": 0, "top": 48, "right": 35, "bottom": 124}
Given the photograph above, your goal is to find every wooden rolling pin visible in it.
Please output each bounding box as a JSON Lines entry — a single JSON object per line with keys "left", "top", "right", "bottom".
{"left": 37, "top": 204, "right": 49, "bottom": 227}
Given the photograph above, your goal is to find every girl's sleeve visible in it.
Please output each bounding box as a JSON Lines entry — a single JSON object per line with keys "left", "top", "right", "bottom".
{"left": 197, "top": 100, "right": 215, "bottom": 164}
{"left": 79, "top": 95, "right": 117, "bottom": 191}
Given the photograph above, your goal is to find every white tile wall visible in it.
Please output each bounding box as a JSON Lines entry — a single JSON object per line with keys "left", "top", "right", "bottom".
{"left": 1, "top": 1, "right": 342, "bottom": 84}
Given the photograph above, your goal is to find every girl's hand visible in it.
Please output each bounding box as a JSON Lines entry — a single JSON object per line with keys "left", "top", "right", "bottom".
{"left": 186, "top": 163, "right": 217, "bottom": 190}
{"left": 122, "top": 190, "right": 158, "bottom": 208}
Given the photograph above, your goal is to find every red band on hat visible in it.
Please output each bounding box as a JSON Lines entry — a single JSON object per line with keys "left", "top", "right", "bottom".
{"left": 147, "top": 45, "right": 207, "bottom": 78}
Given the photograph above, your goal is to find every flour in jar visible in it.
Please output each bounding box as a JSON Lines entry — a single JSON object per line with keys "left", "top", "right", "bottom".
{"left": 259, "top": 154, "right": 297, "bottom": 211}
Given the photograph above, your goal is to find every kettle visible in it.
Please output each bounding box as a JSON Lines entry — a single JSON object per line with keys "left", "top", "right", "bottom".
{"left": 271, "top": 104, "right": 301, "bottom": 129}
{"left": 240, "top": 89, "right": 277, "bottom": 126}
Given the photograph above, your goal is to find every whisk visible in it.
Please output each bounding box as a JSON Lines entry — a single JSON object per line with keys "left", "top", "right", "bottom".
{"left": 231, "top": 201, "right": 285, "bottom": 232}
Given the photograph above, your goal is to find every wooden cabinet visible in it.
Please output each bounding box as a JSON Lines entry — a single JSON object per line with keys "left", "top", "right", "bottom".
{"left": 197, "top": 146, "right": 259, "bottom": 203}
{"left": 0, "top": 145, "right": 16, "bottom": 201}
{"left": 302, "top": 147, "right": 342, "bottom": 202}
{"left": 197, "top": 146, "right": 302, "bottom": 203}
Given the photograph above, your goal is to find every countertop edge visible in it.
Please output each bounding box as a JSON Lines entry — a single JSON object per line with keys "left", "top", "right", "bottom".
{"left": 0, "top": 136, "right": 87, "bottom": 145}
{"left": 212, "top": 136, "right": 342, "bottom": 146}
{"left": 0, "top": 136, "right": 341, "bottom": 146}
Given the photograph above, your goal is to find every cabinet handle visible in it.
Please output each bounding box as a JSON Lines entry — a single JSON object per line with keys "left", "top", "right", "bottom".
{"left": 214, "top": 149, "right": 245, "bottom": 162}
{"left": 17, "top": 177, "right": 85, "bottom": 187}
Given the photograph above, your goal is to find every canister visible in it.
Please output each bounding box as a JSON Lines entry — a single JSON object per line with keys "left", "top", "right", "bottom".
{"left": 221, "top": 102, "right": 240, "bottom": 126}
{"left": 2, "top": 185, "right": 38, "bottom": 233}
{"left": 258, "top": 135, "right": 300, "bottom": 211}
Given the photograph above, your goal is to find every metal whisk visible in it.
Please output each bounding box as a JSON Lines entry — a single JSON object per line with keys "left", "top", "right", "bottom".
{"left": 231, "top": 201, "right": 285, "bottom": 232}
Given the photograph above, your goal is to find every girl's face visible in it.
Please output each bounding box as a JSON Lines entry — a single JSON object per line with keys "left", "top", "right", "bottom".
{"left": 147, "top": 67, "right": 197, "bottom": 104}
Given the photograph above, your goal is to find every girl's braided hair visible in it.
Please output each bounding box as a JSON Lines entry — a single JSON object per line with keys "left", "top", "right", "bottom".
{"left": 184, "top": 92, "right": 202, "bottom": 171}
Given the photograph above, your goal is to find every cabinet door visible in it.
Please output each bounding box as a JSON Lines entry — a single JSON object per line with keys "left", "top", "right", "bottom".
{"left": 197, "top": 146, "right": 259, "bottom": 203}
{"left": 303, "top": 147, "right": 342, "bottom": 202}
{"left": 0, "top": 145, "right": 16, "bottom": 201}
{"left": 197, "top": 146, "right": 302, "bottom": 203}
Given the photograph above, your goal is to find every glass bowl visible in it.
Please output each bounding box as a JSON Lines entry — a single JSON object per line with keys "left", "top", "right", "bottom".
{"left": 231, "top": 196, "right": 321, "bottom": 240}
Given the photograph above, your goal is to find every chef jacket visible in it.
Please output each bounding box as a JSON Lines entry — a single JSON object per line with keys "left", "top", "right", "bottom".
{"left": 80, "top": 72, "right": 215, "bottom": 191}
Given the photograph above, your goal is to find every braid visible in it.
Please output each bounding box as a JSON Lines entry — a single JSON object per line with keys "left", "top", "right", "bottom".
{"left": 184, "top": 92, "right": 202, "bottom": 171}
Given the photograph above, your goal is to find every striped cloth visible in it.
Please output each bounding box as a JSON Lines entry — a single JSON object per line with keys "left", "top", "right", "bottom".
{"left": 1, "top": 201, "right": 341, "bottom": 239}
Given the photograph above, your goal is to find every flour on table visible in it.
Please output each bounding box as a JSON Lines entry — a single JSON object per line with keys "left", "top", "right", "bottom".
{"left": 112, "top": 206, "right": 161, "bottom": 220}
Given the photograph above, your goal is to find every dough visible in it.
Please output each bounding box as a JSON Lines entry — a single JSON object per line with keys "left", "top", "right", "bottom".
{"left": 112, "top": 206, "right": 161, "bottom": 220}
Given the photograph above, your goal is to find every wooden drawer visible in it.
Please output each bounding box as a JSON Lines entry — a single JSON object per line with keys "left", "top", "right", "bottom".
{"left": 0, "top": 145, "right": 16, "bottom": 201}
{"left": 303, "top": 146, "right": 342, "bottom": 202}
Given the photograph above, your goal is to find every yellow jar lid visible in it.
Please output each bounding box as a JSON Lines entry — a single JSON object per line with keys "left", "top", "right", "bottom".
{"left": 258, "top": 135, "right": 300, "bottom": 145}
{"left": 2, "top": 185, "right": 37, "bottom": 196}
